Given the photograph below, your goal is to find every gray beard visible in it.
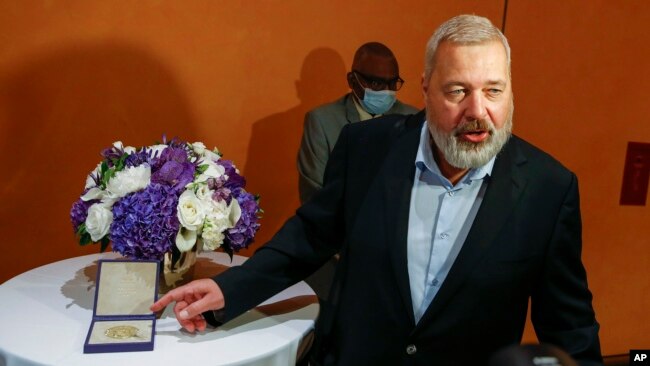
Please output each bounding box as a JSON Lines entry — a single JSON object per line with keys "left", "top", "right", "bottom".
{"left": 430, "top": 116, "right": 513, "bottom": 170}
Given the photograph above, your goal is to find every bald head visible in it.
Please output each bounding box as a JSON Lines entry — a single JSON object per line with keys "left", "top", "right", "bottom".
{"left": 352, "top": 42, "right": 397, "bottom": 70}
{"left": 347, "top": 42, "right": 401, "bottom": 99}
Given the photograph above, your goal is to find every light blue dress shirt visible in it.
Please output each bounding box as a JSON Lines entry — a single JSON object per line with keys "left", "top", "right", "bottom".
{"left": 407, "top": 122, "right": 495, "bottom": 323}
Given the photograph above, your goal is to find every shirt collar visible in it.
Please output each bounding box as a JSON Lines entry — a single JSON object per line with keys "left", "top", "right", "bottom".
{"left": 415, "top": 121, "right": 495, "bottom": 185}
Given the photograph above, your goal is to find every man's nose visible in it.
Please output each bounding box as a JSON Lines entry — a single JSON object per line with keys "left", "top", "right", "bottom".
{"left": 464, "top": 92, "right": 486, "bottom": 121}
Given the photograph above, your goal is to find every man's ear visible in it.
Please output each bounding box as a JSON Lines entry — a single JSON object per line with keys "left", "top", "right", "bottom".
{"left": 421, "top": 72, "right": 428, "bottom": 95}
{"left": 346, "top": 72, "right": 354, "bottom": 89}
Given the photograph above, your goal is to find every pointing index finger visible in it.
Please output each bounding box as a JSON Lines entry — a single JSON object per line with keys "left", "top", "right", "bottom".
{"left": 150, "top": 287, "right": 190, "bottom": 312}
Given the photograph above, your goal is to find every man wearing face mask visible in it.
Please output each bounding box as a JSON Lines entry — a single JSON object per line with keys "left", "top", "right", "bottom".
{"left": 297, "top": 42, "right": 418, "bottom": 302}
{"left": 298, "top": 42, "right": 418, "bottom": 205}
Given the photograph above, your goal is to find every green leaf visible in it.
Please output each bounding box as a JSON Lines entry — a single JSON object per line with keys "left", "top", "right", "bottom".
{"left": 102, "top": 168, "right": 115, "bottom": 187}
{"left": 79, "top": 232, "right": 93, "bottom": 246}
{"left": 196, "top": 164, "right": 208, "bottom": 174}
{"left": 75, "top": 222, "right": 87, "bottom": 235}
{"left": 112, "top": 153, "right": 128, "bottom": 172}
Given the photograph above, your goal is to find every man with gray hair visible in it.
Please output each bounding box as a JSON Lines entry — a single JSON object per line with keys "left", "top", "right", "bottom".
{"left": 152, "top": 14, "right": 603, "bottom": 366}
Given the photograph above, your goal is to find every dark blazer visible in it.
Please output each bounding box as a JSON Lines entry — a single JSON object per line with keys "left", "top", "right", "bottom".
{"left": 213, "top": 111, "right": 602, "bottom": 366}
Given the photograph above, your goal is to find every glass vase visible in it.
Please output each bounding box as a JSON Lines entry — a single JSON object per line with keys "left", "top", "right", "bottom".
{"left": 159, "top": 243, "right": 199, "bottom": 294}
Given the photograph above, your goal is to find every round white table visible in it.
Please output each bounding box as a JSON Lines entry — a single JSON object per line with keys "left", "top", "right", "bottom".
{"left": 0, "top": 252, "right": 319, "bottom": 366}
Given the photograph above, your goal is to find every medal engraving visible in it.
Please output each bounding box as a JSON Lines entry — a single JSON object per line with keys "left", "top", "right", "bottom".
{"left": 105, "top": 325, "right": 140, "bottom": 339}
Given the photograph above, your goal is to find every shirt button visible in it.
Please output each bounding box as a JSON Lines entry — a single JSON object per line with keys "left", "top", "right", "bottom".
{"left": 406, "top": 344, "right": 417, "bottom": 355}
{"left": 448, "top": 191, "right": 455, "bottom": 196}
{"left": 440, "top": 233, "right": 449, "bottom": 239}
{"left": 431, "top": 279, "right": 439, "bottom": 286}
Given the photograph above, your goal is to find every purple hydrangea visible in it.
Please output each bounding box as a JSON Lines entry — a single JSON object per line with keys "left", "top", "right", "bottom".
{"left": 110, "top": 183, "right": 180, "bottom": 260}
{"left": 224, "top": 188, "right": 261, "bottom": 251}
{"left": 72, "top": 139, "right": 262, "bottom": 260}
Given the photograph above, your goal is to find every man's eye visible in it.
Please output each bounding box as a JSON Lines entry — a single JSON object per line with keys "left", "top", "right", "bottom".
{"left": 448, "top": 89, "right": 465, "bottom": 95}
{"left": 487, "top": 88, "right": 502, "bottom": 96}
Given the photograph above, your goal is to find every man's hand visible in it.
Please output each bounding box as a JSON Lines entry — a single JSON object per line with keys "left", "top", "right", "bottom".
{"left": 150, "top": 279, "right": 225, "bottom": 333}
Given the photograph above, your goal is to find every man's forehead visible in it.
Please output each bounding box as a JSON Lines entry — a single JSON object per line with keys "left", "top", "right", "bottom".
{"left": 436, "top": 40, "right": 507, "bottom": 60}
{"left": 354, "top": 53, "right": 398, "bottom": 76}
{"left": 432, "top": 41, "right": 509, "bottom": 78}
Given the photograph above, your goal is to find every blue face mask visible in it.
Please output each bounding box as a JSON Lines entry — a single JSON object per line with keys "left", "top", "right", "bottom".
{"left": 352, "top": 72, "right": 397, "bottom": 115}
{"left": 359, "top": 88, "right": 396, "bottom": 115}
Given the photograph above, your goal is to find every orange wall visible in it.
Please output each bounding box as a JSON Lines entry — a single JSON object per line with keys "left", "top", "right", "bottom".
{"left": 0, "top": 0, "right": 647, "bottom": 355}
{"left": 506, "top": 1, "right": 650, "bottom": 353}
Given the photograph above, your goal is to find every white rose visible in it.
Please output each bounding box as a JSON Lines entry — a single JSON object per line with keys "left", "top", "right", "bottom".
{"left": 177, "top": 190, "right": 206, "bottom": 231}
{"left": 85, "top": 203, "right": 113, "bottom": 242}
{"left": 175, "top": 228, "right": 197, "bottom": 252}
{"left": 194, "top": 183, "right": 214, "bottom": 201}
{"left": 106, "top": 164, "right": 151, "bottom": 198}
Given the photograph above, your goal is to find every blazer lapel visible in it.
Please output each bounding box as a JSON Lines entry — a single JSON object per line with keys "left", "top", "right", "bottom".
{"left": 382, "top": 114, "right": 425, "bottom": 326}
{"left": 344, "top": 93, "right": 361, "bottom": 123}
{"left": 415, "top": 137, "right": 528, "bottom": 329}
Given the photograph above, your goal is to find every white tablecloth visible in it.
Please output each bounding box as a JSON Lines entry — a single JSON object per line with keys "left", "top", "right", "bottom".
{"left": 0, "top": 252, "right": 318, "bottom": 366}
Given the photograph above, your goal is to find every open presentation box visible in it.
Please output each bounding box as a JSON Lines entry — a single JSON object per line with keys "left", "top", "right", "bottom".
{"left": 83, "top": 259, "right": 159, "bottom": 353}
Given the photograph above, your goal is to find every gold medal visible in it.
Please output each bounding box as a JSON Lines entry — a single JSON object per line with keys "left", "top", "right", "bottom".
{"left": 104, "top": 325, "right": 140, "bottom": 339}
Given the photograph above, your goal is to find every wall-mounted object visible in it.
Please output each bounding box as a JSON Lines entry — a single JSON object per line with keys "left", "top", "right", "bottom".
{"left": 620, "top": 142, "right": 650, "bottom": 206}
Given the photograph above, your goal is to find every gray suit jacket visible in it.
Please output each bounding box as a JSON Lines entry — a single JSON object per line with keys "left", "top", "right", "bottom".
{"left": 297, "top": 93, "right": 418, "bottom": 203}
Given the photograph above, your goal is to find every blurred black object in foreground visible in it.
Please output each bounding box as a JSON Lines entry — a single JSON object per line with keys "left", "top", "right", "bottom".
{"left": 489, "top": 344, "right": 578, "bottom": 366}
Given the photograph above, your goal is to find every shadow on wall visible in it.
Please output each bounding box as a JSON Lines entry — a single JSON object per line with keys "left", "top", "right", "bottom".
{"left": 0, "top": 41, "right": 196, "bottom": 282}
{"left": 242, "top": 47, "right": 348, "bottom": 250}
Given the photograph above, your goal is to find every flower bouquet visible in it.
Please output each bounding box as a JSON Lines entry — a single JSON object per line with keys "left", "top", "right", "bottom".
{"left": 70, "top": 138, "right": 262, "bottom": 268}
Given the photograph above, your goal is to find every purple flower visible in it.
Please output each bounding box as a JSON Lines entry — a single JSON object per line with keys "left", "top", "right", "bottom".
{"left": 70, "top": 197, "right": 96, "bottom": 229}
{"left": 125, "top": 149, "right": 153, "bottom": 167}
{"left": 215, "top": 159, "right": 246, "bottom": 190}
{"left": 110, "top": 183, "right": 180, "bottom": 260}
{"left": 212, "top": 186, "right": 232, "bottom": 204}
{"left": 151, "top": 147, "right": 196, "bottom": 191}
{"left": 100, "top": 146, "right": 124, "bottom": 167}
{"left": 224, "top": 188, "right": 261, "bottom": 251}
{"left": 73, "top": 138, "right": 262, "bottom": 260}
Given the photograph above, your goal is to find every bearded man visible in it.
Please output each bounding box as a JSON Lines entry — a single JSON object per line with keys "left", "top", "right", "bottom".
{"left": 152, "top": 14, "right": 603, "bottom": 366}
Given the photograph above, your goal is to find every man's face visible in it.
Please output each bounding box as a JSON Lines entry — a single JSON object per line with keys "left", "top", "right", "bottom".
{"left": 348, "top": 53, "right": 400, "bottom": 99}
{"left": 422, "top": 40, "right": 513, "bottom": 169}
